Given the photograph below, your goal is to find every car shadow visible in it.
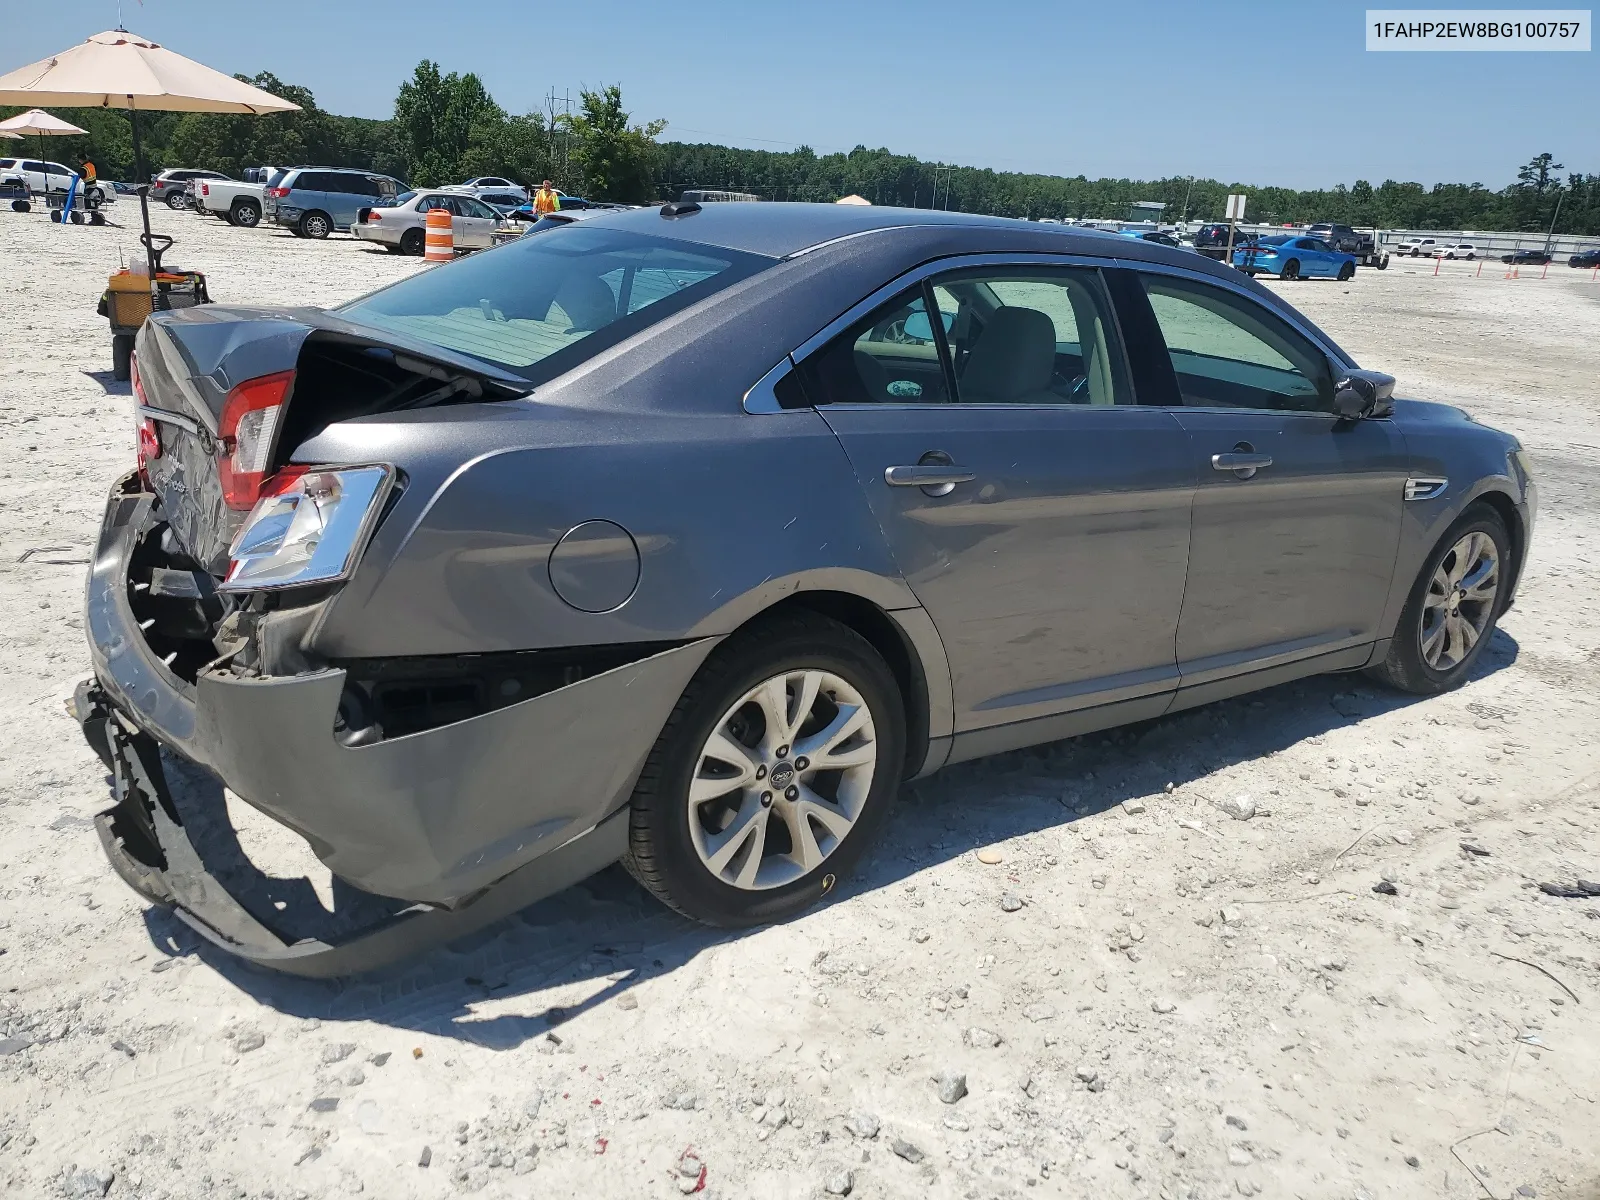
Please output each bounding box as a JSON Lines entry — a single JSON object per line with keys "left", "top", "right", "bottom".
{"left": 80, "top": 369, "right": 131, "bottom": 396}
{"left": 142, "top": 630, "right": 1518, "bottom": 1048}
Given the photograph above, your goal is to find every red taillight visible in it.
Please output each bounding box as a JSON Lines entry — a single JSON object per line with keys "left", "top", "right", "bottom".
{"left": 218, "top": 370, "right": 294, "bottom": 510}
{"left": 131, "top": 354, "right": 161, "bottom": 476}
{"left": 201, "top": 182, "right": 210, "bottom": 196}
{"left": 267, "top": 186, "right": 289, "bottom": 199}
{"left": 367, "top": 210, "right": 380, "bottom": 220}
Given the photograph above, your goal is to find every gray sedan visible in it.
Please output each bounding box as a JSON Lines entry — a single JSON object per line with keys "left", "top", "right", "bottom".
{"left": 80, "top": 203, "right": 1535, "bottom": 974}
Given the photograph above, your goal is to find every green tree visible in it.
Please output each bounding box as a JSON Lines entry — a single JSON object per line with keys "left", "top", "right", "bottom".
{"left": 393, "top": 60, "right": 505, "bottom": 186}
{"left": 1516, "top": 152, "right": 1564, "bottom": 193}
{"left": 563, "top": 85, "right": 666, "bottom": 202}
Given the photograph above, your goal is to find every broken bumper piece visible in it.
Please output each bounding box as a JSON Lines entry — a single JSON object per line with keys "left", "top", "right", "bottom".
{"left": 79, "top": 476, "right": 718, "bottom": 975}
{"left": 80, "top": 687, "right": 630, "bottom": 978}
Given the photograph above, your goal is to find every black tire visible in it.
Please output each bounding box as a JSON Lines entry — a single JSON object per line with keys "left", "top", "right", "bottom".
{"left": 399, "top": 227, "right": 424, "bottom": 256}
{"left": 230, "top": 200, "right": 261, "bottom": 228}
{"left": 299, "top": 210, "right": 332, "bottom": 239}
{"left": 11, "top": 200, "right": 28, "bottom": 213}
{"left": 69, "top": 210, "right": 84, "bottom": 225}
{"left": 165, "top": 192, "right": 187, "bottom": 211}
{"left": 1281, "top": 259, "right": 1300, "bottom": 281}
{"left": 50, "top": 210, "right": 62, "bottom": 223}
{"left": 112, "top": 334, "right": 134, "bottom": 382}
{"left": 1337, "top": 262, "right": 1355, "bottom": 281}
{"left": 1466, "top": 253, "right": 1475, "bottom": 261}
{"left": 1368, "top": 505, "right": 1511, "bottom": 695}
{"left": 624, "top": 613, "right": 906, "bottom": 927}
{"left": 90, "top": 212, "right": 106, "bottom": 226}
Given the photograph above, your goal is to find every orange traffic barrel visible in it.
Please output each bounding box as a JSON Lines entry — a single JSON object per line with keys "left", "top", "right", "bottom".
{"left": 424, "top": 207, "right": 453, "bottom": 262}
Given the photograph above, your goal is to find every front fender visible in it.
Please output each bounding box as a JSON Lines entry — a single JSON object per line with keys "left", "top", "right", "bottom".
{"left": 1375, "top": 406, "right": 1534, "bottom": 639}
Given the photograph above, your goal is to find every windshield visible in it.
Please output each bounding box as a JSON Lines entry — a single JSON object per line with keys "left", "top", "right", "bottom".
{"left": 339, "top": 225, "right": 773, "bottom": 380}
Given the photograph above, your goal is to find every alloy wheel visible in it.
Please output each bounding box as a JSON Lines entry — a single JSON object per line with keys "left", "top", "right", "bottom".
{"left": 687, "top": 669, "right": 877, "bottom": 890}
{"left": 1420, "top": 530, "right": 1500, "bottom": 670}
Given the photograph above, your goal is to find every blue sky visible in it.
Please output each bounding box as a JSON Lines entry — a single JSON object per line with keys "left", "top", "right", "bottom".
{"left": 8, "top": 0, "right": 1595, "bottom": 189}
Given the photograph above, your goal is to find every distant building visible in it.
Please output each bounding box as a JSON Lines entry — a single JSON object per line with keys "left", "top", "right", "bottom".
{"left": 1128, "top": 200, "right": 1165, "bottom": 222}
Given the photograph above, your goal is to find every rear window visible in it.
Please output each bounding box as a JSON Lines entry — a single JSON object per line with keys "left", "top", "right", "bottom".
{"left": 339, "top": 225, "right": 773, "bottom": 381}
{"left": 1257, "top": 235, "right": 1292, "bottom": 246}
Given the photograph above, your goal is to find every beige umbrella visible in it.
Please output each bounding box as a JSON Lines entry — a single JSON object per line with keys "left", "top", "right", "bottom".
{"left": 835, "top": 194, "right": 872, "bottom": 206}
{"left": 0, "top": 29, "right": 299, "bottom": 272}
{"left": 0, "top": 108, "right": 89, "bottom": 195}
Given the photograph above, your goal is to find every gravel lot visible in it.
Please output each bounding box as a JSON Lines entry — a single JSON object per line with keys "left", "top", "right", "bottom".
{"left": 1, "top": 204, "right": 1597, "bottom": 1200}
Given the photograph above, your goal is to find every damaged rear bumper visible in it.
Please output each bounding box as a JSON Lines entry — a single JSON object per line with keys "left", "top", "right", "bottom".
{"left": 80, "top": 476, "right": 717, "bottom": 974}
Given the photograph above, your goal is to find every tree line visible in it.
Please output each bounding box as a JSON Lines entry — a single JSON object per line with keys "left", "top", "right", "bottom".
{"left": 5, "top": 65, "right": 1594, "bottom": 235}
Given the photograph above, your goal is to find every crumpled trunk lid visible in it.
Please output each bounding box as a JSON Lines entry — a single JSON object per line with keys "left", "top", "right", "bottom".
{"left": 135, "top": 304, "right": 528, "bottom": 575}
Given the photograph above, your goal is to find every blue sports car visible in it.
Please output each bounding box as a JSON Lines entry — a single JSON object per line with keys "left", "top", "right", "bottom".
{"left": 1234, "top": 234, "right": 1356, "bottom": 281}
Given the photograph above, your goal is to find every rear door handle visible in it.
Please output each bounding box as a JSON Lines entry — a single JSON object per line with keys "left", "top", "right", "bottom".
{"left": 1212, "top": 452, "right": 1273, "bottom": 474}
{"left": 884, "top": 464, "right": 976, "bottom": 491}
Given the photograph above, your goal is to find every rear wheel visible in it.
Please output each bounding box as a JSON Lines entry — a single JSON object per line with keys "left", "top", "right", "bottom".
{"left": 1281, "top": 259, "right": 1300, "bottom": 281}
{"left": 1369, "top": 506, "right": 1510, "bottom": 695}
{"left": 399, "top": 227, "right": 424, "bottom": 256}
{"left": 230, "top": 199, "right": 260, "bottom": 228}
{"left": 1337, "top": 261, "right": 1354, "bottom": 281}
{"left": 624, "top": 613, "right": 905, "bottom": 927}
{"left": 165, "top": 191, "right": 187, "bottom": 211}
{"left": 299, "top": 210, "right": 332, "bottom": 239}
{"left": 112, "top": 334, "right": 134, "bottom": 382}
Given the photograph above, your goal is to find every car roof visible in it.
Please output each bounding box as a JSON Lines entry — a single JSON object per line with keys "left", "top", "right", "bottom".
{"left": 571, "top": 201, "right": 1150, "bottom": 259}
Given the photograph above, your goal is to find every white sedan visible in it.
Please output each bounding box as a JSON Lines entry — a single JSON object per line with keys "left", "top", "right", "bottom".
{"left": 352, "top": 190, "right": 506, "bottom": 255}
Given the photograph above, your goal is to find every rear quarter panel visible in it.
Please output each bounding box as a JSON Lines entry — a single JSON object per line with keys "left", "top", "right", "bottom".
{"left": 301, "top": 403, "right": 915, "bottom": 657}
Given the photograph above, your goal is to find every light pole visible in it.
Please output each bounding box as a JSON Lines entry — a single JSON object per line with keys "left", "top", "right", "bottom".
{"left": 1181, "top": 175, "right": 1196, "bottom": 224}
{"left": 1543, "top": 190, "right": 1565, "bottom": 255}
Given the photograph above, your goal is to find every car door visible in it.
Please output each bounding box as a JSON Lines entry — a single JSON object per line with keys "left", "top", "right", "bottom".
{"left": 450, "top": 196, "right": 497, "bottom": 248}
{"left": 793, "top": 259, "right": 1195, "bottom": 749}
{"left": 1114, "top": 265, "right": 1407, "bottom": 693}
{"left": 1293, "top": 238, "right": 1326, "bottom": 276}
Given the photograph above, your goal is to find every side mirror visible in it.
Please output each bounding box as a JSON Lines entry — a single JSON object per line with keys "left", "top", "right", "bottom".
{"left": 1332, "top": 368, "right": 1395, "bottom": 420}
{"left": 902, "top": 309, "right": 954, "bottom": 342}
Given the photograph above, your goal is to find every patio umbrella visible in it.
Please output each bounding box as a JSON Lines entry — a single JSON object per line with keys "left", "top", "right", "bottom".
{"left": 0, "top": 29, "right": 299, "bottom": 276}
{"left": 0, "top": 108, "right": 88, "bottom": 196}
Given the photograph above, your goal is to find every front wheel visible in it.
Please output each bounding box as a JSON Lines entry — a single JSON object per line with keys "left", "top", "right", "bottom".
{"left": 624, "top": 613, "right": 906, "bottom": 927}
{"left": 1281, "top": 259, "right": 1300, "bottom": 281}
{"left": 399, "top": 227, "right": 424, "bottom": 256}
{"left": 230, "top": 200, "right": 260, "bottom": 228}
{"left": 1368, "top": 506, "right": 1510, "bottom": 695}
{"left": 1337, "top": 262, "right": 1354, "bottom": 281}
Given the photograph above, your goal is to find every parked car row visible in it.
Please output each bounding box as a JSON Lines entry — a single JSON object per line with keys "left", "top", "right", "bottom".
{"left": 0, "top": 156, "right": 110, "bottom": 207}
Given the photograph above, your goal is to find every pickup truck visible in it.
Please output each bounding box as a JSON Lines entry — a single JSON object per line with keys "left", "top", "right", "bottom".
{"left": 1306, "top": 223, "right": 1389, "bottom": 269}
{"left": 190, "top": 176, "right": 267, "bottom": 227}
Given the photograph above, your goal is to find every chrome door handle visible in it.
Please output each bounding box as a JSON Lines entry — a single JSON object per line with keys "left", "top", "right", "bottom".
{"left": 884, "top": 464, "right": 976, "bottom": 488}
{"left": 1212, "top": 452, "right": 1273, "bottom": 473}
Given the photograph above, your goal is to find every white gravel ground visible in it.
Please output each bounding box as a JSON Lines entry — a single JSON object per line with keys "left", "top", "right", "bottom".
{"left": 1, "top": 204, "right": 1597, "bottom": 1200}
